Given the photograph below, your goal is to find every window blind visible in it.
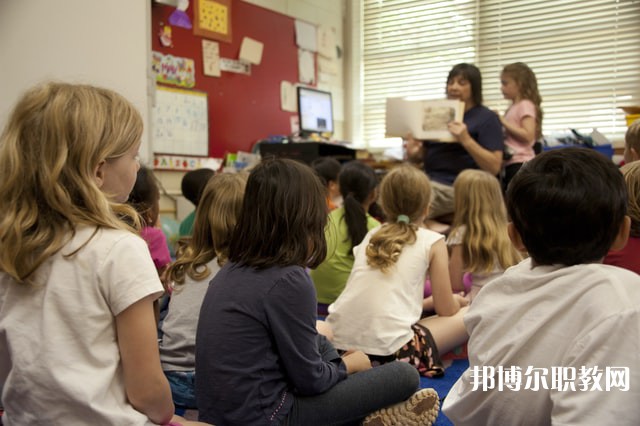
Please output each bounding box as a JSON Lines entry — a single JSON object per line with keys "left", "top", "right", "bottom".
{"left": 361, "top": 0, "right": 640, "bottom": 148}
{"left": 362, "top": 0, "right": 477, "bottom": 148}
{"left": 478, "top": 0, "right": 640, "bottom": 143}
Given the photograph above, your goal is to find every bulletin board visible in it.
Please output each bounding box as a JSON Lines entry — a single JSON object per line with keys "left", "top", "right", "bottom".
{"left": 152, "top": 86, "right": 209, "bottom": 156}
{"left": 151, "top": 1, "right": 301, "bottom": 157}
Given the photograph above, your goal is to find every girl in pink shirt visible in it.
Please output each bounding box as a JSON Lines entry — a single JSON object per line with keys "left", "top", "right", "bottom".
{"left": 499, "top": 62, "right": 543, "bottom": 191}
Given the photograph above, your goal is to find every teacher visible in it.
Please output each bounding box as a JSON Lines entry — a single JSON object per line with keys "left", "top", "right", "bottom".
{"left": 406, "top": 63, "right": 503, "bottom": 221}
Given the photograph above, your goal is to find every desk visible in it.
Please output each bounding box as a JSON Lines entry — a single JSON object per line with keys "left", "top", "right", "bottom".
{"left": 259, "top": 142, "right": 357, "bottom": 164}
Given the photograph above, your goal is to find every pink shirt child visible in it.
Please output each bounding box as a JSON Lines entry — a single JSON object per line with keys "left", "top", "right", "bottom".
{"left": 140, "top": 226, "right": 172, "bottom": 270}
{"left": 504, "top": 99, "right": 537, "bottom": 165}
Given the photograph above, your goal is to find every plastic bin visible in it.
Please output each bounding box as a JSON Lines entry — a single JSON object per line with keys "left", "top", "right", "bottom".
{"left": 542, "top": 143, "right": 613, "bottom": 159}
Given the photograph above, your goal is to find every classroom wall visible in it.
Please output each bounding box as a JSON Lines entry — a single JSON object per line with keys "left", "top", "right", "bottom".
{"left": 151, "top": 0, "right": 345, "bottom": 159}
{"left": 0, "top": 0, "right": 153, "bottom": 160}
{"left": 155, "top": 0, "right": 346, "bottom": 221}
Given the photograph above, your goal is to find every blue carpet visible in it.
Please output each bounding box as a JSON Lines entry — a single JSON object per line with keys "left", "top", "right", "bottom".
{"left": 420, "top": 359, "right": 469, "bottom": 426}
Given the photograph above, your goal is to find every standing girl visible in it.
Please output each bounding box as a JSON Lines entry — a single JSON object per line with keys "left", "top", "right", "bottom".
{"left": 196, "top": 159, "right": 440, "bottom": 426}
{"left": 499, "top": 62, "right": 543, "bottom": 191}
{"left": 160, "top": 172, "right": 246, "bottom": 409}
{"left": 311, "top": 160, "right": 380, "bottom": 313}
{"left": 448, "top": 169, "right": 522, "bottom": 301}
{"left": 327, "top": 165, "right": 469, "bottom": 377}
{"left": 0, "top": 82, "right": 206, "bottom": 426}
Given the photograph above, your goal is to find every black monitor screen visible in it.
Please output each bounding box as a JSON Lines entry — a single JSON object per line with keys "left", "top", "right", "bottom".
{"left": 297, "top": 87, "right": 333, "bottom": 135}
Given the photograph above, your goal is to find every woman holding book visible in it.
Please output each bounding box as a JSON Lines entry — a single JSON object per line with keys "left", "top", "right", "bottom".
{"left": 405, "top": 63, "right": 503, "bottom": 222}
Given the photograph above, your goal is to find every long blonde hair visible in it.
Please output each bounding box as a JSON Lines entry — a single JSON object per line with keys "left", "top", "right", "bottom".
{"left": 451, "top": 169, "right": 521, "bottom": 273}
{"left": 0, "top": 82, "right": 143, "bottom": 284}
{"left": 366, "top": 165, "right": 431, "bottom": 273}
{"left": 168, "top": 172, "right": 246, "bottom": 286}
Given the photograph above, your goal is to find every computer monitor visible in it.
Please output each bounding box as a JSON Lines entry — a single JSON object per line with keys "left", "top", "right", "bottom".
{"left": 297, "top": 87, "right": 334, "bottom": 136}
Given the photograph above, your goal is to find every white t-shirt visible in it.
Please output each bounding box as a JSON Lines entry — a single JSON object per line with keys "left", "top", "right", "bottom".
{"left": 443, "top": 258, "right": 640, "bottom": 425}
{"left": 327, "top": 226, "right": 444, "bottom": 355}
{"left": 446, "top": 225, "right": 504, "bottom": 301}
{"left": 0, "top": 226, "right": 164, "bottom": 425}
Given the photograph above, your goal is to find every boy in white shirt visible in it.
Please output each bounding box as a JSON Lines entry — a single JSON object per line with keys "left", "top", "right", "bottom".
{"left": 444, "top": 147, "right": 640, "bottom": 425}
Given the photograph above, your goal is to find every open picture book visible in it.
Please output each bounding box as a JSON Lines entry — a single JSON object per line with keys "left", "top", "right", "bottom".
{"left": 386, "top": 98, "right": 465, "bottom": 142}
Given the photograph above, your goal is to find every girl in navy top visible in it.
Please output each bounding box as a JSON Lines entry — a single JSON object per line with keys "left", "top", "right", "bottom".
{"left": 196, "top": 159, "right": 441, "bottom": 426}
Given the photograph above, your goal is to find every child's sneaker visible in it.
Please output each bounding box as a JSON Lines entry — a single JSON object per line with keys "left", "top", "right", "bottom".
{"left": 361, "top": 388, "right": 439, "bottom": 426}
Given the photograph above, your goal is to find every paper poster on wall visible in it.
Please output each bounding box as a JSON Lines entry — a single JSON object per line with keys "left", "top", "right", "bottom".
{"left": 154, "top": 154, "right": 222, "bottom": 171}
{"left": 280, "top": 81, "right": 296, "bottom": 112}
{"left": 318, "top": 56, "right": 337, "bottom": 75}
{"left": 298, "top": 49, "right": 315, "bottom": 85}
{"left": 202, "top": 39, "right": 221, "bottom": 77}
{"left": 220, "top": 58, "right": 251, "bottom": 75}
{"left": 194, "top": 0, "right": 232, "bottom": 43}
{"left": 239, "top": 37, "right": 264, "bottom": 65}
{"left": 152, "top": 51, "right": 196, "bottom": 88}
{"left": 317, "top": 25, "right": 336, "bottom": 59}
{"left": 294, "top": 20, "right": 317, "bottom": 52}
{"left": 153, "top": 86, "right": 209, "bottom": 156}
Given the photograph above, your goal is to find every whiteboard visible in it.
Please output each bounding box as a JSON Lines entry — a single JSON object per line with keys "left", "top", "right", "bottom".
{"left": 152, "top": 86, "right": 209, "bottom": 156}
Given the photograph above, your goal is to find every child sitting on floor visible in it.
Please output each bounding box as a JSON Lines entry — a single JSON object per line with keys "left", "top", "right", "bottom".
{"left": 160, "top": 172, "right": 246, "bottom": 409}
{"left": 603, "top": 161, "right": 640, "bottom": 274}
{"left": 0, "top": 82, "right": 207, "bottom": 426}
{"left": 444, "top": 147, "right": 640, "bottom": 425}
{"left": 327, "top": 165, "right": 469, "bottom": 377}
{"left": 128, "top": 165, "right": 172, "bottom": 278}
{"left": 195, "top": 159, "right": 441, "bottom": 426}
{"left": 311, "top": 160, "right": 380, "bottom": 314}
{"left": 447, "top": 169, "right": 522, "bottom": 301}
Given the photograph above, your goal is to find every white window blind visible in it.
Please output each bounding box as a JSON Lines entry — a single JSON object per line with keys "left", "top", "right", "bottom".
{"left": 361, "top": 0, "right": 640, "bottom": 148}
{"left": 478, "top": 0, "right": 640, "bottom": 143}
{"left": 362, "top": 0, "right": 477, "bottom": 148}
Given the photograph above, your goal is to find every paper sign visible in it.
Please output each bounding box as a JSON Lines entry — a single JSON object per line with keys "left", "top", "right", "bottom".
{"left": 280, "top": 81, "right": 297, "bottom": 112}
{"left": 220, "top": 58, "right": 251, "bottom": 75}
{"left": 318, "top": 56, "right": 337, "bottom": 75}
{"left": 239, "top": 37, "right": 264, "bottom": 65}
{"left": 202, "top": 40, "right": 221, "bottom": 77}
{"left": 152, "top": 51, "right": 196, "bottom": 88}
{"left": 295, "top": 20, "right": 317, "bottom": 52}
{"left": 298, "top": 49, "right": 315, "bottom": 85}
{"left": 317, "top": 25, "right": 336, "bottom": 59}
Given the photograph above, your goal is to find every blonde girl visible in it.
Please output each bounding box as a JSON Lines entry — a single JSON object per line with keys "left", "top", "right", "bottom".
{"left": 499, "top": 62, "right": 543, "bottom": 191}
{"left": 160, "top": 172, "right": 246, "bottom": 409}
{"left": 0, "top": 82, "right": 207, "bottom": 426}
{"left": 448, "top": 169, "right": 522, "bottom": 301}
{"left": 327, "top": 165, "right": 469, "bottom": 377}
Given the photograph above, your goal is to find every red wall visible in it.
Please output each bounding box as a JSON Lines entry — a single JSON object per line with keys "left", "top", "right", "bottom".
{"left": 151, "top": 1, "right": 302, "bottom": 158}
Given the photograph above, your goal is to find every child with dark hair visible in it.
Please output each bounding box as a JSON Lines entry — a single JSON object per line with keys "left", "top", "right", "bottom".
{"left": 444, "top": 148, "right": 640, "bottom": 425}
{"left": 179, "top": 168, "right": 215, "bottom": 237}
{"left": 310, "top": 160, "right": 380, "bottom": 312}
{"left": 311, "top": 156, "right": 342, "bottom": 210}
{"left": 129, "top": 165, "right": 172, "bottom": 276}
{"left": 196, "top": 159, "right": 440, "bottom": 426}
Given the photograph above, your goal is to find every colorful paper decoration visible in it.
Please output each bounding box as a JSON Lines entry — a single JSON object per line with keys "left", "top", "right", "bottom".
{"left": 194, "top": 0, "right": 232, "bottom": 43}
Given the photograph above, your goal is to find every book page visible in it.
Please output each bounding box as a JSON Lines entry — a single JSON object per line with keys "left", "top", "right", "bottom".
{"left": 386, "top": 98, "right": 464, "bottom": 142}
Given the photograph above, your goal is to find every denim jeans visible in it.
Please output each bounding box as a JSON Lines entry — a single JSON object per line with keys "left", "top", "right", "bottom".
{"left": 283, "top": 337, "right": 420, "bottom": 425}
{"left": 165, "top": 370, "right": 197, "bottom": 409}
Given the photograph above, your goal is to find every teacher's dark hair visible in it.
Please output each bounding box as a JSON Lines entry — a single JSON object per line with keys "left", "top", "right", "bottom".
{"left": 447, "top": 63, "right": 483, "bottom": 107}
